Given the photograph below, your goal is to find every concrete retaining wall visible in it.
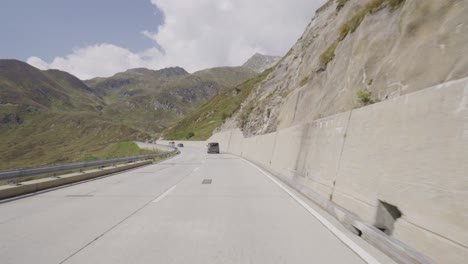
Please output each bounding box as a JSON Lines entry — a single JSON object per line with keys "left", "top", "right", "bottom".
{"left": 208, "top": 77, "right": 468, "bottom": 263}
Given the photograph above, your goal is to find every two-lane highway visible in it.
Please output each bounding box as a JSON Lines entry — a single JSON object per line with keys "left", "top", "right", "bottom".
{"left": 0, "top": 146, "right": 372, "bottom": 263}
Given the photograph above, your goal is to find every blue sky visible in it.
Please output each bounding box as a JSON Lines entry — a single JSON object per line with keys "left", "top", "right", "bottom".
{"left": 0, "top": 0, "right": 163, "bottom": 61}
{"left": 0, "top": 0, "right": 325, "bottom": 79}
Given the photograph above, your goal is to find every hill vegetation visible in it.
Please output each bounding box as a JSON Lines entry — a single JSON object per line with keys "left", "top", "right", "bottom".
{"left": 163, "top": 67, "right": 274, "bottom": 140}
{"left": 79, "top": 141, "right": 160, "bottom": 162}
{"left": 85, "top": 65, "right": 256, "bottom": 134}
{"left": 0, "top": 59, "right": 256, "bottom": 170}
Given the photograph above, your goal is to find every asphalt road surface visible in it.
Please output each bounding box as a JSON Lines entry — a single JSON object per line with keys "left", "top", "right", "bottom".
{"left": 0, "top": 146, "right": 371, "bottom": 264}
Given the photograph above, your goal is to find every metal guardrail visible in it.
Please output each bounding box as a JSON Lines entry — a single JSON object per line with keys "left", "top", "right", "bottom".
{"left": 0, "top": 145, "right": 178, "bottom": 184}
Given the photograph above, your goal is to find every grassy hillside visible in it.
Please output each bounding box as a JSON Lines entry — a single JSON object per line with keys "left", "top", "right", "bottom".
{"left": 86, "top": 66, "right": 256, "bottom": 134}
{"left": 0, "top": 60, "right": 103, "bottom": 111}
{"left": 0, "top": 60, "right": 151, "bottom": 170}
{"left": 80, "top": 141, "right": 159, "bottom": 162}
{"left": 163, "top": 68, "right": 274, "bottom": 140}
{"left": 0, "top": 60, "right": 255, "bottom": 170}
{"left": 193, "top": 66, "right": 257, "bottom": 87}
{"left": 0, "top": 110, "right": 148, "bottom": 170}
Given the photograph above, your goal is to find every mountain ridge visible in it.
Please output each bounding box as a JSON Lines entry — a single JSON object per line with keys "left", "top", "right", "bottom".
{"left": 0, "top": 59, "right": 256, "bottom": 169}
{"left": 242, "top": 53, "right": 281, "bottom": 73}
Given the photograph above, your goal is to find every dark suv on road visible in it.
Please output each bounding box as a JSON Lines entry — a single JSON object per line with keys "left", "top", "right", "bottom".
{"left": 207, "top": 142, "right": 220, "bottom": 154}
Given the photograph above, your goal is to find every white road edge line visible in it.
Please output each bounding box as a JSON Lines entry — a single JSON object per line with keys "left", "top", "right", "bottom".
{"left": 152, "top": 185, "right": 176, "bottom": 203}
{"left": 243, "top": 158, "right": 381, "bottom": 264}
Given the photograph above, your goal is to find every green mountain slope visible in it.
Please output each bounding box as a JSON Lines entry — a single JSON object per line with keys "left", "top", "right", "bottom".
{"left": 192, "top": 66, "right": 257, "bottom": 87}
{"left": 0, "top": 60, "right": 256, "bottom": 169}
{"left": 0, "top": 111, "right": 147, "bottom": 170}
{"left": 162, "top": 68, "right": 273, "bottom": 140}
{"left": 0, "top": 60, "right": 146, "bottom": 170}
{"left": 85, "top": 66, "right": 256, "bottom": 134}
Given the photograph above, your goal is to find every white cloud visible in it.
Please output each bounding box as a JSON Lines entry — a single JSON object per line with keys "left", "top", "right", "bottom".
{"left": 27, "top": 56, "right": 50, "bottom": 70}
{"left": 148, "top": 0, "right": 325, "bottom": 71}
{"left": 27, "top": 0, "right": 325, "bottom": 79}
{"left": 28, "top": 44, "right": 164, "bottom": 80}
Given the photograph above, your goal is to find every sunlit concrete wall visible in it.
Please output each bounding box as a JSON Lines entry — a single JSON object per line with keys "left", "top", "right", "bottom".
{"left": 208, "top": 77, "right": 468, "bottom": 263}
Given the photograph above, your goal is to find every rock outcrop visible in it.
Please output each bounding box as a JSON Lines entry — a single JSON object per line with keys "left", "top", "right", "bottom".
{"left": 226, "top": 0, "right": 468, "bottom": 136}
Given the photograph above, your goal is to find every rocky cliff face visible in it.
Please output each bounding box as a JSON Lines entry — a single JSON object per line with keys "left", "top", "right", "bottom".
{"left": 222, "top": 0, "right": 468, "bottom": 136}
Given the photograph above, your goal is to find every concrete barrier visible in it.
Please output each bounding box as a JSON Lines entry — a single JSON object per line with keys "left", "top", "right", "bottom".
{"left": 242, "top": 132, "right": 276, "bottom": 167}
{"left": 269, "top": 124, "right": 309, "bottom": 181}
{"left": 0, "top": 160, "right": 152, "bottom": 200}
{"left": 209, "top": 77, "right": 468, "bottom": 263}
{"left": 136, "top": 142, "right": 175, "bottom": 152}
{"left": 333, "top": 78, "right": 468, "bottom": 263}
{"left": 155, "top": 140, "right": 207, "bottom": 149}
{"left": 227, "top": 129, "right": 245, "bottom": 156}
{"left": 301, "top": 112, "right": 351, "bottom": 199}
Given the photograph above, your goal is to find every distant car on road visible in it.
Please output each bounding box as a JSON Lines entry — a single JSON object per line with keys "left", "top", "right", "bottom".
{"left": 168, "top": 141, "right": 175, "bottom": 147}
{"left": 177, "top": 143, "right": 184, "bottom": 147}
{"left": 207, "top": 142, "right": 220, "bottom": 154}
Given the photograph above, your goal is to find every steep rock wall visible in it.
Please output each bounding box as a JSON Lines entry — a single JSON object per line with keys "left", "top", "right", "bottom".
{"left": 223, "top": 0, "right": 468, "bottom": 137}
